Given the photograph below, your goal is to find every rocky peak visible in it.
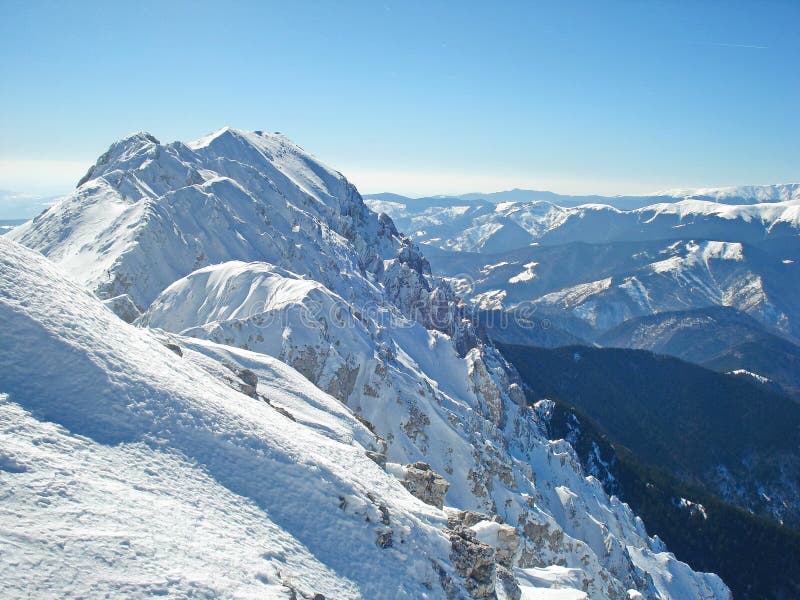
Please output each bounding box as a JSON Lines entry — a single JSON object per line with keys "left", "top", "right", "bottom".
{"left": 77, "top": 131, "right": 161, "bottom": 187}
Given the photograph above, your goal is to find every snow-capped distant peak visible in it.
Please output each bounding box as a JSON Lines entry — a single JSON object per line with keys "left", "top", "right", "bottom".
{"left": 653, "top": 182, "right": 800, "bottom": 205}
{"left": 185, "top": 125, "right": 240, "bottom": 149}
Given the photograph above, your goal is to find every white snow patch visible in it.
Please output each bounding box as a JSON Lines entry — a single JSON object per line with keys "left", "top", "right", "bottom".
{"left": 470, "top": 289, "right": 508, "bottom": 310}
{"left": 509, "top": 261, "right": 539, "bottom": 284}
{"left": 515, "top": 565, "right": 589, "bottom": 599}
{"left": 726, "top": 369, "right": 771, "bottom": 384}
{"left": 467, "top": 520, "right": 506, "bottom": 546}
{"left": 677, "top": 497, "right": 708, "bottom": 520}
{"left": 480, "top": 261, "right": 513, "bottom": 275}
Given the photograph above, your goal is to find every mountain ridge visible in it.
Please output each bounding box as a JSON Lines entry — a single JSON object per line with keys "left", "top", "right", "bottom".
{"left": 597, "top": 306, "right": 800, "bottom": 399}
{"left": 365, "top": 182, "right": 800, "bottom": 212}
{"left": 367, "top": 194, "right": 800, "bottom": 256}
{"left": 3, "top": 127, "right": 732, "bottom": 598}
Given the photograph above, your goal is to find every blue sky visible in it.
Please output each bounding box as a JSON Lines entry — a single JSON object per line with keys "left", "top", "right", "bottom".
{"left": 1, "top": 0, "right": 798, "bottom": 197}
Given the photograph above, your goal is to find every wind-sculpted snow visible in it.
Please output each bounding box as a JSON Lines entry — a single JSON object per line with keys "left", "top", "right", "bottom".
{"left": 5, "top": 129, "right": 731, "bottom": 598}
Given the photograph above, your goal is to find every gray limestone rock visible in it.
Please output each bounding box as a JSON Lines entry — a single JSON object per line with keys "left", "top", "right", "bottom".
{"left": 400, "top": 461, "right": 450, "bottom": 508}
{"left": 103, "top": 294, "right": 141, "bottom": 323}
{"left": 449, "top": 529, "right": 497, "bottom": 599}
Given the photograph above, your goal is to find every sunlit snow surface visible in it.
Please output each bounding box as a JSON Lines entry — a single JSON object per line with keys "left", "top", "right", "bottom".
{"left": 0, "top": 239, "right": 457, "bottom": 599}
{"left": 3, "top": 128, "right": 731, "bottom": 598}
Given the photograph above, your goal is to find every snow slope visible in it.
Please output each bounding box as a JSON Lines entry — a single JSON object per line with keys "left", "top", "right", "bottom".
{"left": 423, "top": 237, "right": 800, "bottom": 343}
{"left": 138, "top": 256, "right": 731, "bottom": 599}
{"left": 0, "top": 238, "right": 467, "bottom": 599}
{"left": 527, "top": 240, "right": 796, "bottom": 340}
{"left": 5, "top": 128, "right": 731, "bottom": 598}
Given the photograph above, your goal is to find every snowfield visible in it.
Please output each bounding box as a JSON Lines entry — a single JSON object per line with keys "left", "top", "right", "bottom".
{"left": 0, "top": 239, "right": 455, "bottom": 599}
{"left": 2, "top": 127, "right": 732, "bottom": 599}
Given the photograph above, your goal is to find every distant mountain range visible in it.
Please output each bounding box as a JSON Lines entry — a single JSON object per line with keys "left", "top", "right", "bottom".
{"left": 367, "top": 183, "right": 800, "bottom": 210}
{"left": 366, "top": 186, "right": 800, "bottom": 255}
{"left": 422, "top": 238, "right": 799, "bottom": 345}
{"left": 598, "top": 306, "right": 800, "bottom": 399}
{"left": 369, "top": 187, "right": 800, "bottom": 396}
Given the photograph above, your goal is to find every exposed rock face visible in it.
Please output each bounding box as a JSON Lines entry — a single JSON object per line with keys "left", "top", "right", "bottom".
{"left": 470, "top": 521, "right": 519, "bottom": 569}
{"left": 398, "top": 462, "right": 450, "bottom": 509}
{"left": 446, "top": 509, "right": 522, "bottom": 599}
{"left": 163, "top": 342, "right": 183, "bottom": 357}
{"left": 449, "top": 529, "right": 497, "bottom": 599}
{"left": 102, "top": 294, "right": 141, "bottom": 323}
{"left": 448, "top": 509, "right": 493, "bottom": 529}
{"left": 365, "top": 450, "right": 387, "bottom": 467}
{"left": 236, "top": 368, "right": 259, "bottom": 397}
{"left": 496, "top": 565, "right": 521, "bottom": 600}
{"left": 221, "top": 365, "right": 259, "bottom": 398}
{"left": 495, "top": 526, "right": 519, "bottom": 568}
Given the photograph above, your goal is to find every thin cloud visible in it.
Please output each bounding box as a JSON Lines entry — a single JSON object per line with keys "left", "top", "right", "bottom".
{"left": 691, "top": 41, "right": 768, "bottom": 50}
{"left": 342, "top": 166, "right": 660, "bottom": 198}
{"left": 0, "top": 159, "right": 90, "bottom": 193}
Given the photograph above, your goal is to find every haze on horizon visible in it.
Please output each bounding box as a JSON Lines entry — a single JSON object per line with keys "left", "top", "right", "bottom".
{"left": 1, "top": 1, "right": 798, "bottom": 200}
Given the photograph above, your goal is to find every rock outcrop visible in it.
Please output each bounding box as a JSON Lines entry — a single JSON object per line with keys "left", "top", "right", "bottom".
{"left": 102, "top": 294, "right": 141, "bottom": 323}
{"left": 396, "top": 462, "right": 450, "bottom": 509}
{"left": 449, "top": 529, "right": 497, "bottom": 599}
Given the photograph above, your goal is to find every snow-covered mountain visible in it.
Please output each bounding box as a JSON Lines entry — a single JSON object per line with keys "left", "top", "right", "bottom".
{"left": 653, "top": 183, "right": 800, "bottom": 206}
{"left": 527, "top": 240, "right": 798, "bottom": 341}
{"left": 423, "top": 238, "right": 800, "bottom": 343}
{"left": 368, "top": 183, "right": 800, "bottom": 210}
{"left": 3, "top": 127, "right": 729, "bottom": 598}
{"left": 597, "top": 306, "right": 800, "bottom": 399}
{"left": 367, "top": 191, "right": 800, "bottom": 255}
{"left": 1, "top": 239, "right": 457, "bottom": 598}
{"left": 11, "top": 129, "right": 405, "bottom": 313}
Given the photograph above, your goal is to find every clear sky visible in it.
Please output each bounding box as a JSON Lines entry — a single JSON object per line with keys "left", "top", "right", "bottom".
{"left": 1, "top": 0, "right": 798, "bottom": 197}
